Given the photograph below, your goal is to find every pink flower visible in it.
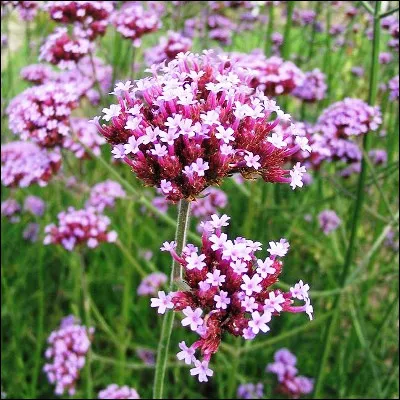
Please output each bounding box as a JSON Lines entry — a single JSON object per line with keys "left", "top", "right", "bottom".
{"left": 150, "top": 291, "right": 174, "bottom": 314}
{"left": 181, "top": 307, "right": 204, "bottom": 331}
{"left": 176, "top": 341, "right": 196, "bottom": 365}
{"left": 190, "top": 360, "right": 214, "bottom": 383}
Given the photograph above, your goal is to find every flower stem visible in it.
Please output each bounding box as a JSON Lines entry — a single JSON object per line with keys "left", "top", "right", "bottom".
{"left": 281, "top": 1, "right": 295, "bottom": 60}
{"left": 264, "top": 5, "right": 275, "bottom": 56}
{"left": 153, "top": 199, "right": 191, "bottom": 399}
{"left": 313, "top": 2, "right": 382, "bottom": 397}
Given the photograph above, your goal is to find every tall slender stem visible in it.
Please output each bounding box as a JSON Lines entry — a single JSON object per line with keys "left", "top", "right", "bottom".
{"left": 264, "top": 5, "right": 275, "bottom": 56}
{"left": 153, "top": 200, "right": 191, "bottom": 399}
{"left": 281, "top": 1, "right": 295, "bottom": 60}
{"left": 313, "top": 2, "right": 382, "bottom": 397}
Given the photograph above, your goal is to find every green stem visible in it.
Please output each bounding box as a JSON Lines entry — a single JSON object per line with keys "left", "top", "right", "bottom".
{"left": 313, "top": 2, "right": 382, "bottom": 397}
{"left": 264, "top": 5, "right": 275, "bottom": 56}
{"left": 281, "top": 1, "right": 295, "bottom": 60}
{"left": 153, "top": 200, "right": 191, "bottom": 399}
{"left": 306, "top": 3, "right": 322, "bottom": 63}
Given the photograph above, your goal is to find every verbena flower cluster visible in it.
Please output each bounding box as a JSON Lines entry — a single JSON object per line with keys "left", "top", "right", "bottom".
{"left": 1, "top": 141, "right": 62, "bottom": 187}
{"left": 1, "top": 198, "right": 21, "bottom": 223}
{"left": 46, "top": 1, "right": 114, "bottom": 40}
{"left": 232, "top": 52, "right": 305, "bottom": 96}
{"left": 95, "top": 50, "right": 310, "bottom": 202}
{"left": 112, "top": 2, "right": 161, "bottom": 47}
{"left": 20, "top": 64, "right": 55, "bottom": 85}
{"left": 23, "top": 222, "right": 40, "bottom": 242}
{"left": 267, "top": 348, "right": 314, "bottom": 398}
{"left": 39, "top": 27, "right": 93, "bottom": 70}
{"left": 237, "top": 382, "right": 264, "bottom": 399}
{"left": 44, "top": 207, "right": 118, "bottom": 251}
{"left": 368, "top": 149, "right": 387, "bottom": 166}
{"left": 98, "top": 384, "right": 140, "bottom": 399}
{"left": 311, "top": 98, "right": 382, "bottom": 165}
{"left": 43, "top": 316, "right": 94, "bottom": 396}
{"left": 144, "top": 30, "right": 192, "bottom": 67}
{"left": 292, "top": 69, "right": 327, "bottom": 103}
{"left": 64, "top": 117, "right": 106, "bottom": 159}
{"left": 318, "top": 210, "right": 341, "bottom": 235}
{"left": 85, "top": 179, "right": 126, "bottom": 212}
{"left": 389, "top": 75, "right": 399, "bottom": 101}
{"left": 11, "top": 0, "right": 39, "bottom": 21}
{"left": 137, "top": 272, "right": 168, "bottom": 296}
{"left": 151, "top": 214, "right": 313, "bottom": 382}
{"left": 24, "top": 195, "right": 46, "bottom": 216}
{"left": 136, "top": 348, "right": 155, "bottom": 366}
{"left": 6, "top": 82, "right": 78, "bottom": 148}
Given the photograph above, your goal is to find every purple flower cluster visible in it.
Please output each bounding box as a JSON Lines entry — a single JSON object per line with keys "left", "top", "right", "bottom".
{"left": 20, "top": 64, "right": 55, "bottom": 85}
{"left": 388, "top": 75, "right": 399, "bottom": 101}
{"left": 98, "top": 384, "right": 140, "bottom": 399}
{"left": 44, "top": 207, "right": 118, "bottom": 251}
{"left": 137, "top": 272, "right": 168, "bottom": 296}
{"left": 112, "top": 2, "right": 161, "bottom": 47}
{"left": 233, "top": 52, "right": 305, "bottom": 96}
{"left": 6, "top": 82, "right": 79, "bottom": 148}
{"left": 46, "top": 1, "right": 114, "bottom": 40}
{"left": 86, "top": 179, "right": 126, "bottom": 212}
{"left": 39, "top": 27, "right": 94, "bottom": 70}
{"left": 23, "top": 222, "right": 40, "bottom": 242}
{"left": 24, "top": 195, "right": 46, "bottom": 216}
{"left": 237, "top": 382, "right": 264, "bottom": 399}
{"left": 267, "top": 348, "right": 314, "bottom": 398}
{"left": 1, "top": 198, "right": 21, "bottom": 223}
{"left": 64, "top": 117, "right": 106, "bottom": 159}
{"left": 12, "top": 1, "right": 39, "bottom": 21}
{"left": 292, "top": 69, "right": 327, "bottom": 103}
{"left": 95, "top": 51, "right": 309, "bottom": 202}
{"left": 311, "top": 98, "right": 382, "bottom": 165}
{"left": 144, "top": 31, "right": 192, "bottom": 67}
{"left": 151, "top": 214, "right": 312, "bottom": 382}
{"left": 191, "top": 188, "right": 228, "bottom": 219}
{"left": 379, "top": 52, "right": 393, "bottom": 64}
{"left": 136, "top": 348, "right": 156, "bottom": 366}
{"left": 368, "top": 149, "right": 387, "bottom": 166}
{"left": 318, "top": 210, "right": 341, "bottom": 235}
{"left": 292, "top": 9, "right": 316, "bottom": 26}
{"left": 43, "top": 317, "right": 94, "bottom": 396}
{"left": 1, "top": 141, "right": 61, "bottom": 187}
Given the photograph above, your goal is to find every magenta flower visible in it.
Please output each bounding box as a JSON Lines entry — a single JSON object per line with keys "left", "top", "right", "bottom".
{"left": 388, "top": 75, "right": 399, "bottom": 102}
{"left": 1, "top": 198, "right": 21, "bottom": 223}
{"left": 150, "top": 214, "right": 312, "bottom": 382}
{"left": 144, "top": 30, "right": 192, "bottom": 67}
{"left": 1, "top": 141, "right": 61, "bottom": 187}
{"left": 98, "top": 384, "right": 140, "bottom": 399}
{"left": 86, "top": 179, "right": 126, "bottom": 212}
{"left": 43, "top": 317, "right": 94, "bottom": 396}
{"left": 64, "top": 117, "right": 106, "bottom": 159}
{"left": 39, "top": 27, "right": 93, "bottom": 70}
{"left": 111, "top": 2, "right": 161, "bottom": 47}
{"left": 292, "top": 69, "right": 327, "bottom": 103}
{"left": 267, "top": 348, "right": 314, "bottom": 398}
{"left": 318, "top": 210, "right": 341, "bottom": 235}
{"left": 6, "top": 83, "right": 78, "bottom": 148}
{"left": 237, "top": 383, "right": 264, "bottom": 399}
{"left": 44, "top": 207, "right": 118, "bottom": 251}
{"left": 231, "top": 51, "right": 305, "bottom": 96}
{"left": 94, "top": 51, "right": 308, "bottom": 202}
{"left": 137, "top": 272, "right": 168, "bottom": 296}
{"left": 23, "top": 195, "right": 46, "bottom": 217}
{"left": 46, "top": 1, "right": 114, "bottom": 40}
{"left": 20, "top": 64, "right": 55, "bottom": 85}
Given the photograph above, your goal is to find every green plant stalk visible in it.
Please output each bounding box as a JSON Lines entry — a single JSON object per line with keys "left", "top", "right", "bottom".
{"left": 264, "top": 5, "right": 275, "bottom": 56}
{"left": 313, "top": 2, "right": 382, "bottom": 397}
{"left": 306, "top": 2, "right": 322, "bottom": 63}
{"left": 153, "top": 199, "right": 191, "bottom": 399}
{"left": 281, "top": 1, "right": 295, "bottom": 60}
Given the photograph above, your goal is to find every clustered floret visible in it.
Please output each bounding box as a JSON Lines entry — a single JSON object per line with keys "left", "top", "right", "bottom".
{"left": 64, "top": 117, "right": 106, "bottom": 159}
{"left": 85, "top": 179, "right": 126, "bottom": 212}
{"left": 237, "top": 382, "right": 264, "bottom": 399}
{"left": 98, "top": 384, "right": 140, "bottom": 399}
{"left": 44, "top": 207, "right": 118, "bottom": 251}
{"left": 95, "top": 51, "right": 310, "bottom": 202}
{"left": 1, "top": 141, "right": 61, "bottom": 187}
{"left": 112, "top": 2, "right": 161, "bottom": 47}
{"left": 388, "top": 75, "right": 399, "bottom": 101}
{"left": 6, "top": 82, "right": 79, "bottom": 148}
{"left": 267, "top": 348, "right": 314, "bottom": 398}
{"left": 292, "top": 69, "right": 327, "bottom": 103}
{"left": 39, "top": 27, "right": 94, "bottom": 70}
{"left": 151, "top": 214, "right": 313, "bottom": 382}
{"left": 1, "top": 198, "right": 21, "bottom": 223}
{"left": 43, "top": 316, "right": 94, "bottom": 396}
{"left": 137, "top": 272, "right": 168, "bottom": 296}
{"left": 318, "top": 210, "right": 341, "bottom": 235}
{"left": 20, "top": 64, "right": 55, "bottom": 85}
{"left": 24, "top": 195, "right": 46, "bottom": 216}
{"left": 144, "top": 31, "right": 192, "bottom": 67}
